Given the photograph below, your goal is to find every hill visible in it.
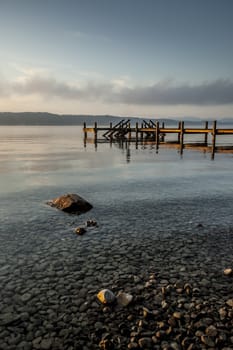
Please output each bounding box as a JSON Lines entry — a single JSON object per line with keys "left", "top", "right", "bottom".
{"left": 0, "top": 112, "right": 232, "bottom": 126}
{"left": 0, "top": 112, "right": 123, "bottom": 126}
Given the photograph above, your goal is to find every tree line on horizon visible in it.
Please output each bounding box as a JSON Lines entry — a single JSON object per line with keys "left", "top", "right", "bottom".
{"left": 0, "top": 112, "right": 232, "bottom": 126}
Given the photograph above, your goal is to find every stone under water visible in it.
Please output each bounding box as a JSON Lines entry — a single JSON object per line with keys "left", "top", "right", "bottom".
{"left": 47, "top": 193, "right": 93, "bottom": 214}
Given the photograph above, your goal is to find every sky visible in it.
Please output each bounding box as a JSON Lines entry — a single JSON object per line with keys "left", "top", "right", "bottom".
{"left": 0, "top": 0, "right": 233, "bottom": 119}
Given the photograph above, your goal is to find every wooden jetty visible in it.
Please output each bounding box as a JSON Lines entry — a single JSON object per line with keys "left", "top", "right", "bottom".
{"left": 83, "top": 119, "right": 233, "bottom": 159}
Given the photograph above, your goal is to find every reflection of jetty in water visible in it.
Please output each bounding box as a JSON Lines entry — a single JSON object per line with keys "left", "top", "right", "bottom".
{"left": 83, "top": 119, "right": 233, "bottom": 160}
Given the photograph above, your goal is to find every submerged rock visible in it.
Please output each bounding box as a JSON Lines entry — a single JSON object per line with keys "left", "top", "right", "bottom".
{"left": 75, "top": 227, "right": 86, "bottom": 235}
{"left": 47, "top": 193, "right": 93, "bottom": 214}
{"left": 86, "top": 219, "right": 98, "bottom": 227}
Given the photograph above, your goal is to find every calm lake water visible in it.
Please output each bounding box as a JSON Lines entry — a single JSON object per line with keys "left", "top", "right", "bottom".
{"left": 0, "top": 125, "right": 232, "bottom": 246}
{"left": 0, "top": 125, "right": 232, "bottom": 349}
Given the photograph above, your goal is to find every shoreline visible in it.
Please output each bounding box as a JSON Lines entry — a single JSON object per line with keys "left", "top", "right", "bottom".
{"left": 0, "top": 227, "right": 233, "bottom": 349}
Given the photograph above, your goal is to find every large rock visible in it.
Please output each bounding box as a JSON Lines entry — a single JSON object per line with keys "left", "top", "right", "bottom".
{"left": 47, "top": 193, "right": 93, "bottom": 214}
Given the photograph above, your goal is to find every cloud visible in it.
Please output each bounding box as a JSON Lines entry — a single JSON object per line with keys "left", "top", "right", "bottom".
{"left": 114, "top": 79, "right": 233, "bottom": 106}
{"left": 10, "top": 75, "right": 112, "bottom": 101}
{"left": 1, "top": 74, "right": 233, "bottom": 106}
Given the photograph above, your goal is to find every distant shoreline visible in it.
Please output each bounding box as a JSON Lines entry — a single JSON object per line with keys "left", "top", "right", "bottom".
{"left": 0, "top": 112, "right": 232, "bottom": 126}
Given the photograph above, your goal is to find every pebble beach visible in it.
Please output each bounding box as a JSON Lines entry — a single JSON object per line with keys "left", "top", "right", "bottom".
{"left": 0, "top": 221, "right": 233, "bottom": 350}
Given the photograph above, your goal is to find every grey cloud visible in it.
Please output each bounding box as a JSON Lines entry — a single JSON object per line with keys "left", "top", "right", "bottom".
{"left": 12, "top": 76, "right": 113, "bottom": 101}
{"left": 1, "top": 75, "right": 233, "bottom": 106}
{"left": 113, "top": 79, "right": 233, "bottom": 105}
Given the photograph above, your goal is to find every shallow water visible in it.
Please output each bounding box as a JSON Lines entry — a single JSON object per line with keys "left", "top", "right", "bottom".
{"left": 0, "top": 126, "right": 233, "bottom": 348}
{"left": 0, "top": 126, "right": 232, "bottom": 232}
{"left": 0, "top": 127, "right": 232, "bottom": 260}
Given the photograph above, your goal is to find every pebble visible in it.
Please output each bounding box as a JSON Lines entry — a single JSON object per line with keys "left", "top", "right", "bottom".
{"left": 0, "top": 312, "right": 20, "bottom": 326}
{"left": 173, "top": 311, "right": 182, "bottom": 319}
{"left": 21, "top": 293, "right": 32, "bottom": 302}
{"left": 128, "top": 343, "right": 139, "bottom": 349}
{"left": 40, "top": 338, "right": 53, "bottom": 350}
{"left": 219, "top": 307, "right": 227, "bottom": 319}
{"left": 86, "top": 220, "right": 98, "bottom": 227}
{"left": 99, "top": 339, "right": 113, "bottom": 349}
{"left": 18, "top": 341, "right": 32, "bottom": 350}
{"left": 97, "top": 289, "right": 116, "bottom": 304}
{"left": 201, "top": 335, "right": 215, "bottom": 347}
{"left": 117, "top": 292, "right": 133, "bottom": 307}
{"left": 138, "top": 337, "right": 152, "bottom": 348}
{"left": 74, "top": 227, "right": 86, "bottom": 235}
{"left": 170, "top": 342, "right": 180, "bottom": 350}
{"left": 226, "top": 299, "right": 233, "bottom": 307}
{"left": 205, "top": 325, "right": 218, "bottom": 337}
{"left": 223, "top": 268, "right": 232, "bottom": 276}
{"left": 32, "top": 337, "right": 42, "bottom": 348}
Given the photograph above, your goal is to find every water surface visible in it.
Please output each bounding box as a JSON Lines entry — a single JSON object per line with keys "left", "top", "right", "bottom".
{"left": 0, "top": 126, "right": 232, "bottom": 236}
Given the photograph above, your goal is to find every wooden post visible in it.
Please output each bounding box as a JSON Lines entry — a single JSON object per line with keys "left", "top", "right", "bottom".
{"left": 211, "top": 120, "right": 217, "bottom": 159}
{"left": 135, "top": 122, "right": 138, "bottom": 142}
{"left": 178, "top": 121, "right": 181, "bottom": 143}
{"left": 128, "top": 122, "right": 131, "bottom": 140}
{"left": 180, "top": 121, "right": 184, "bottom": 154}
{"left": 204, "top": 121, "right": 208, "bottom": 145}
{"left": 109, "top": 122, "right": 113, "bottom": 141}
{"left": 94, "top": 122, "right": 97, "bottom": 149}
{"left": 156, "top": 121, "right": 160, "bottom": 150}
{"left": 161, "top": 122, "right": 165, "bottom": 142}
{"left": 140, "top": 122, "right": 143, "bottom": 140}
{"left": 110, "top": 122, "right": 113, "bottom": 147}
{"left": 94, "top": 122, "right": 97, "bottom": 137}
{"left": 83, "top": 122, "right": 87, "bottom": 139}
{"left": 126, "top": 143, "right": 130, "bottom": 163}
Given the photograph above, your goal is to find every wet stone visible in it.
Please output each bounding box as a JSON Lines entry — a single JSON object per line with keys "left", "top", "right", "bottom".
{"left": 205, "top": 325, "right": 218, "bottom": 337}
{"left": 40, "top": 338, "right": 53, "bottom": 350}
{"left": 32, "top": 337, "right": 42, "bottom": 349}
{"left": 86, "top": 219, "right": 98, "bottom": 227}
{"left": 47, "top": 193, "right": 93, "bottom": 214}
{"left": 79, "top": 302, "right": 89, "bottom": 312}
{"left": 128, "top": 342, "right": 139, "bottom": 349}
{"left": 20, "top": 293, "right": 32, "bottom": 302}
{"left": 219, "top": 307, "right": 227, "bottom": 320}
{"left": 17, "top": 341, "right": 32, "bottom": 350}
{"left": 75, "top": 227, "right": 86, "bottom": 235}
{"left": 138, "top": 337, "right": 152, "bottom": 348}
{"left": 173, "top": 311, "right": 182, "bottom": 319}
{"left": 99, "top": 339, "right": 114, "bottom": 350}
{"left": 0, "top": 313, "right": 20, "bottom": 326}
{"left": 170, "top": 342, "right": 180, "bottom": 350}
{"left": 226, "top": 299, "right": 233, "bottom": 307}
{"left": 223, "top": 268, "right": 232, "bottom": 276}
{"left": 20, "top": 312, "right": 30, "bottom": 321}
{"left": 201, "top": 335, "right": 215, "bottom": 347}
{"left": 117, "top": 292, "right": 133, "bottom": 307}
{"left": 97, "top": 289, "right": 116, "bottom": 304}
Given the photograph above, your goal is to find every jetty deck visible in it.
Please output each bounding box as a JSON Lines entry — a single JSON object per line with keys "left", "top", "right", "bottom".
{"left": 83, "top": 119, "right": 233, "bottom": 159}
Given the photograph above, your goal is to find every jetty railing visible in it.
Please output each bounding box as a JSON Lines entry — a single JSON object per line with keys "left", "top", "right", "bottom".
{"left": 83, "top": 120, "right": 233, "bottom": 159}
